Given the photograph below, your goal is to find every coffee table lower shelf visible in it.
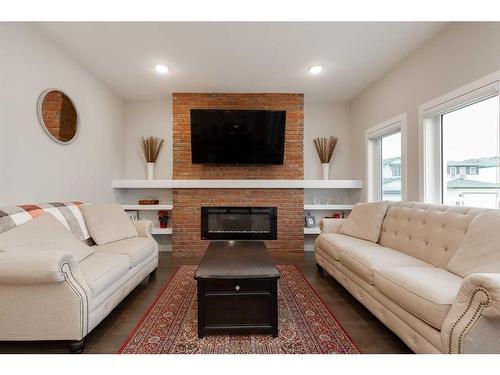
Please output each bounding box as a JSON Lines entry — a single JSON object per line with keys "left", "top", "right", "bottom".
{"left": 196, "top": 278, "right": 279, "bottom": 338}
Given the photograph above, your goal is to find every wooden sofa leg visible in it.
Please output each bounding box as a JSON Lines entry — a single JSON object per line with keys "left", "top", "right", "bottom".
{"left": 149, "top": 268, "right": 157, "bottom": 280}
{"left": 69, "top": 338, "right": 86, "bottom": 354}
{"left": 316, "top": 264, "right": 324, "bottom": 276}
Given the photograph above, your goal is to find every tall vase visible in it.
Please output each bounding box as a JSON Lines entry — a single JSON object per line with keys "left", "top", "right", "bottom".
{"left": 146, "top": 162, "right": 155, "bottom": 180}
{"left": 321, "top": 163, "right": 330, "bottom": 180}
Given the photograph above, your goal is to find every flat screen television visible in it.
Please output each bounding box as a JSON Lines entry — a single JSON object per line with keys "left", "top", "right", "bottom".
{"left": 190, "top": 109, "right": 286, "bottom": 164}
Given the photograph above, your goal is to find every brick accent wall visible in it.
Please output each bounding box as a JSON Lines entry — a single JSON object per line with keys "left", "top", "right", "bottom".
{"left": 172, "top": 93, "right": 303, "bottom": 179}
{"left": 172, "top": 93, "right": 304, "bottom": 257}
{"left": 172, "top": 189, "right": 304, "bottom": 257}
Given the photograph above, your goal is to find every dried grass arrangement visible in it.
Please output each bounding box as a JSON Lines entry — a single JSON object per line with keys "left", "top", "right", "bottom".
{"left": 139, "top": 136, "right": 164, "bottom": 163}
{"left": 314, "top": 136, "right": 338, "bottom": 163}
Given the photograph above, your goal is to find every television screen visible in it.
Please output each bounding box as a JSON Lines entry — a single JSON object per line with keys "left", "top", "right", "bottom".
{"left": 190, "top": 109, "right": 286, "bottom": 164}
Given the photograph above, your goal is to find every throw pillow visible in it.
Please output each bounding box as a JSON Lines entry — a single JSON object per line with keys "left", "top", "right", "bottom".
{"left": 339, "top": 202, "right": 388, "bottom": 242}
{"left": 447, "top": 209, "right": 500, "bottom": 277}
{"left": 0, "top": 213, "right": 93, "bottom": 262}
{"left": 81, "top": 203, "right": 138, "bottom": 246}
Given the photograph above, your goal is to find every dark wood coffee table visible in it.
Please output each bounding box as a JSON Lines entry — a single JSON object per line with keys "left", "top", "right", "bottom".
{"left": 194, "top": 241, "right": 280, "bottom": 338}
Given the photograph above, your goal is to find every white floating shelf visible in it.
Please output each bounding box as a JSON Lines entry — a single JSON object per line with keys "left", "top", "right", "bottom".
{"left": 122, "top": 204, "right": 173, "bottom": 210}
{"left": 304, "top": 227, "right": 321, "bottom": 235}
{"left": 112, "top": 179, "right": 362, "bottom": 189}
{"left": 152, "top": 227, "right": 172, "bottom": 235}
{"left": 304, "top": 204, "right": 353, "bottom": 211}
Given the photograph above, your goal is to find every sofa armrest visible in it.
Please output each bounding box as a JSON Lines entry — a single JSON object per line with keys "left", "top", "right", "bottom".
{"left": 0, "top": 251, "right": 91, "bottom": 341}
{"left": 441, "top": 273, "right": 500, "bottom": 353}
{"left": 320, "top": 218, "right": 345, "bottom": 234}
{"left": 0, "top": 251, "right": 78, "bottom": 285}
{"left": 132, "top": 220, "right": 153, "bottom": 238}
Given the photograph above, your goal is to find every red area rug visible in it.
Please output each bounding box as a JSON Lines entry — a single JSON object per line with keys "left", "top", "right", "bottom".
{"left": 119, "top": 265, "right": 359, "bottom": 354}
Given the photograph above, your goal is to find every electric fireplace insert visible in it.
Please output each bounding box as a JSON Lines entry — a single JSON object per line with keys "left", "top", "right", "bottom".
{"left": 201, "top": 206, "right": 277, "bottom": 240}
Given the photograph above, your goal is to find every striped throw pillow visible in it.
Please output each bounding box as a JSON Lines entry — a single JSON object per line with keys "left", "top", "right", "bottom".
{"left": 0, "top": 202, "right": 91, "bottom": 242}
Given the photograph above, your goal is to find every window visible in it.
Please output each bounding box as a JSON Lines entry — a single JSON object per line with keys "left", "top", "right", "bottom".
{"left": 441, "top": 96, "right": 499, "bottom": 208}
{"left": 420, "top": 73, "right": 500, "bottom": 208}
{"left": 366, "top": 114, "right": 406, "bottom": 202}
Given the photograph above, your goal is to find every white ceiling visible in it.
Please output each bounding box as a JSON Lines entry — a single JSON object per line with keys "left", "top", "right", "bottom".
{"left": 37, "top": 22, "right": 447, "bottom": 102}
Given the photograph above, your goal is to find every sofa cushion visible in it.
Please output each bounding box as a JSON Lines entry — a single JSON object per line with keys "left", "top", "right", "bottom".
{"left": 339, "top": 244, "right": 430, "bottom": 285}
{"left": 79, "top": 252, "right": 130, "bottom": 296}
{"left": 317, "top": 233, "right": 385, "bottom": 261}
{"left": 375, "top": 267, "right": 463, "bottom": 329}
{"left": 379, "top": 201, "right": 484, "bottom": 268}
{"left": 339, "top": 202, "right": 388, "bottom": 242}
{"left": 93, "top": 237, "right": 156, "bottom": 268}
{"left": 81, "top": 204, "right": 138, "bottom": 246}
{"left": 447, "top": 209, "right": 500, "bottom": 277}
{"left": 0, "top": 213, "right": 92, "bottom": 262}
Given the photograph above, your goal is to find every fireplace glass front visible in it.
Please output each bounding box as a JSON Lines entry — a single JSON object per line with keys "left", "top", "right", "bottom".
{"left": 201, "top": 206, "right": 277, "bottom": 240}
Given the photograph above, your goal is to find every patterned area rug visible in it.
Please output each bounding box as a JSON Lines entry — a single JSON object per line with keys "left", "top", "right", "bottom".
{"left": 119, "top": 265, "right": 359, "bottom": 354}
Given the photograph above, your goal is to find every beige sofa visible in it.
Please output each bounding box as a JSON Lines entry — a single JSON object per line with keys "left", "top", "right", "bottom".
{"left": 0, "top": 209, "right": 158, "bottom": 353}
{"left": 315, "top": 201, "right": 500, "bottom": 354}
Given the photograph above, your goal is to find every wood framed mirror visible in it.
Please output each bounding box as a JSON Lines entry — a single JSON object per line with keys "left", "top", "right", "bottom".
{"left": 37, "top": 89, "right": 79, "bottom": 144}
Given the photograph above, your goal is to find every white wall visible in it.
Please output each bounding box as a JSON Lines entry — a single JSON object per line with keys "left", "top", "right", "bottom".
{"left": 123, "top": 98, "right": 351, "bottom": 180}
{"left": 0, "top": 23, "right": 126, "bottom": 205}
{"left": 349, "top": 22, "right": 500, "bottom": 201}
{"left": 304, "top": 101, "right": 350, "bottom": 179}
{"left": 124, "top": 97, "right": 173, "bottom": 179}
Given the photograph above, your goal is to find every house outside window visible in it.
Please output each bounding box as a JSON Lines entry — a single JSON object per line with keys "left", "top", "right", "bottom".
{"left": 390, "top": 164, "right": 401, "bottom": 177}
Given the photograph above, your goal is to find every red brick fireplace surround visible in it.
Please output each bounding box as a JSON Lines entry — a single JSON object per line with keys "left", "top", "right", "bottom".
{"left": 172, "top": 93, "right": 304, "bottom": 257}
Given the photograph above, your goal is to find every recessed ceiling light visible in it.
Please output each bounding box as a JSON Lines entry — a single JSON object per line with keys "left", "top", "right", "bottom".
{"left": 155, "top": 64, "right": 169, "bottom": 74}
{"left": 309, "top": 66, "right": 323, "bottom": 74}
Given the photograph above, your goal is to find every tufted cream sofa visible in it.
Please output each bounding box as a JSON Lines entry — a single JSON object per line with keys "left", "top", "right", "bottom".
{"left": 315, "top": 201, "right": 500, "bottom": 354}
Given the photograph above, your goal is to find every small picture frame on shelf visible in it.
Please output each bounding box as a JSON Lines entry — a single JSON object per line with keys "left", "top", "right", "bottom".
{"left": 126, "top": 210, "right": 139, "bottom": 221}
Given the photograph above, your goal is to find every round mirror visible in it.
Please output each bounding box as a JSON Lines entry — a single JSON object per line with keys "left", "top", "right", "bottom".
{"left": 37, "top": 89, "right": 78, "bottom": 144}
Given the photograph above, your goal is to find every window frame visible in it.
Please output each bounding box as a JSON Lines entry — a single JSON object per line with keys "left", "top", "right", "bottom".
{"left": 365, "top": 113, "right": 407, "bottom": 202}
{"left": 418, "top": 70, "right": 500, "bottom": 204}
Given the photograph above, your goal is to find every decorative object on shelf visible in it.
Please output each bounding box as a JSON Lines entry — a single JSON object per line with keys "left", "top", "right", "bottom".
{"left": 37, "top": 89, "right": 78, "bottom": 144}
{"left": 138, "top": 196, "right": 159, "bottom": 205}
{"left": 139, "top": 136, "right": 164, "bottom": 180}
{"left": 326, "top": 194, "right": 338, "bottom": 205}
{"left": 312, "top": 195, "right": 321, "bottom": 205}
{"left": 326, "top": 211, "right": 348, "bottom": 219}
{"left": 158, "top": 210, "right": 170, "bottom": 229}
{"left": 304, "top": 212, "right": 316, "bottom": 228}
{"left": 126, "top": 210, "right": 139, "bottom": 221}
{"left": 314, "top": 136, "right": 338, "bottom": 180}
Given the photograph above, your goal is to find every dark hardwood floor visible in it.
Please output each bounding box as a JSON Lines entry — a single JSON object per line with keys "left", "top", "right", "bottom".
{"left": 0, "top": 252, "right": 411, "bottom": 354}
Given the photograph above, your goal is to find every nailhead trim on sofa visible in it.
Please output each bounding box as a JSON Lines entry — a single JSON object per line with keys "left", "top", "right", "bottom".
{"left": 61, "top": 263, "right": 89, "bottom": 338}
{"left": 447, "top": 287, "right": 491, "bottom": 354}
